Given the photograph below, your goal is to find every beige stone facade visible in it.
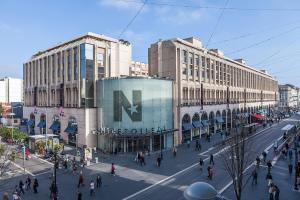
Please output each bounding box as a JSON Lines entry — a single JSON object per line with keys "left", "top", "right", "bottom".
{"left": 279, "top": 84, "right": 299, "bottom": 111}
{"left": 23, "top": 32, "right": 132, "bottom": 148}
{"left": 130, "top": 61, "right": 148, "bottom": 76}
{"left": 149, "top": 37, "right": 278, "bottom": 145}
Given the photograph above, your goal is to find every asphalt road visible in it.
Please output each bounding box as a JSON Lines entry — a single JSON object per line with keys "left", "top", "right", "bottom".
{"left": 124, "top": 115, "right": 300, "bottom": 200}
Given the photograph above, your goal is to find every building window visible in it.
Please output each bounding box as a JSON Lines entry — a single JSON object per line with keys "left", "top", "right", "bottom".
{"left": 189, "top": 53, "right": 193, "bottom": 65}
{"left": 67, "top": 50, "right": 71, "bottom": 81}
{"left": 182, "top": 68, "right": 187, "bottom": 75}
{"left": 195, "top": 56, "right": 200, "bottom": 66}
{"left": 97, "top": 49, "right": 105, "bottom": 79}
{"left": 74, "top": 48, "right": 78, "bottom": 80}
{"left": 183, "top": 50, "right": 188, "bottom": 63}
{"left": 57, "top": 53, "right": 61, "bottom": 82}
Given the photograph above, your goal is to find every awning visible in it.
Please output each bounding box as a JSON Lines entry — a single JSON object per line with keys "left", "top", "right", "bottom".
{"left": 37, "top": 120, "right": 46, "bottom": 128}
{"left": 64, "top": 124, "right": 78, "bottom": 135}
{"left": 201, "top": 120, "right": 209, "bottom": 127}
{"left": 27, "top": 119, "right": 35, "bottom": 126}
{"left": 192, "top": 121, "right": 203, "bottom": 128}
{"left": 182, "top": 123, "right": 194, "bottom": 131}
{"left": 49, "top": 121, "right": 60, "bottom": 131}
{"left": 215, "top": 117, "right": 224, "bottom": 123}
{"left": 252, "top": 113, "right": 264, "bottom": 120}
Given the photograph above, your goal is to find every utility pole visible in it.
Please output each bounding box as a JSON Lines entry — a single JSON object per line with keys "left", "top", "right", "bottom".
{"left": 53, "top": 152, "right": 58, "bottom": 198}
{"left": 294, "top": 136, "right": 299, "bottom": 190}
{"left": 22, "top": 145, "right": 25, "bottom": 174}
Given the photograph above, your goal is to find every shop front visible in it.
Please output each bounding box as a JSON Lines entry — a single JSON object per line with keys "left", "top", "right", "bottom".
{"left": 96, "top": 77, "right": 174, "bottom": 153}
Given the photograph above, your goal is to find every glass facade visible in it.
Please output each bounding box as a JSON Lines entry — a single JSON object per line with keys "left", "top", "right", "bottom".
{"left": 96, "top": 77, "right": 174, "bottom": 153}
{"left": 80, "top": 43, "right": 95, "bottom": 108}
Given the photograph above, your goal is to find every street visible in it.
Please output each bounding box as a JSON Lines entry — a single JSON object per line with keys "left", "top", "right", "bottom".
{"left": 0, "top": 115, "right": 300, "bottom": 200}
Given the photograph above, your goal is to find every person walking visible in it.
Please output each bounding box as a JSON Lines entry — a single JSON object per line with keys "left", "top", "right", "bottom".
{"left": 267, "top": 160, "right": 272, "bottom": 173}
{"left": 199, "top": 158, "right": 204, "bottom": 172}
{"left": 90, "top": 180, "right": 95, "bottom": 196}
{"left": 207, "top": 166, "right": 213, "bottom": 180}
{"left": 274, "top": 185, "right": 280, "bottom": 200}
{"left": 173, "top": 147, "right": 177, "bottom": 157}
{"left": 256, "top": 156, "right": 261, "bottom": 168}
{"left": 209, "top": 154, "right": 214, "bottom": 165}
{"left": 288, "top": 162, "right": 293, "bottom": 176}
{"left": 266, "top": 172, "right": 273, "bottom": 187}
{"left": 273, "top": 140, "right": 278, "bottom": 153}
{"left": 12, "top": 192, "right": 20, "bottom": 200}
{"left": 78, "top": 172, "right": 84, "bottom": 188}
{"left": 262, "top": 151, "right": 267, "bottom": 163}
{"left": 25, "top": 176, "right": 31, "bottom": 190}
{"left": 187, "top": 140, "right": 190, "bottom": 148}
{"left": 2, "top": 192, "right": 9, "bottom": 200}
{"left": 33, "top": 178, "right": 39, "bottom": 194}
{"left": 96, "top": 175, "right": 102, "bottom": 188}
{"left": 195, "top": 140, "right": 199, "bottom": 151}
{"left": 156, "top": 156, "right": 161, "bottom": 167}
{"left": 288, "top": 149, "right": 293, "bottom": 160}
{"left": 268, "top": 183, "right": 274, "bottom": 200}
{"left": 251, "top": 169, "right": 258, "bottom": 185}
{"left": 18, "top": 180, "right": 25, "bottom": 195}
{"left": 77, "top": 191, "right": 82, "bottom": 200}
{"left": 111, "top": 163, "right": 116, "bottom": 175}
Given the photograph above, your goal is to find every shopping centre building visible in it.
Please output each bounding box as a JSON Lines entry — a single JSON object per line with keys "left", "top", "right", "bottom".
{"left": 23, "top": 33, "right": 279, "bottom": 152}
{"left": 23, "top": 32, "right": 175, "bottom": 152}
{"left": 148, "top": 37, "right": 279, "bottom": 144}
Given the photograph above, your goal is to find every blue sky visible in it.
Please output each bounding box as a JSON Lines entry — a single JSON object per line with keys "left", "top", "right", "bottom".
{"left": 1, "top": 0, "right": 300, "bottom": 86}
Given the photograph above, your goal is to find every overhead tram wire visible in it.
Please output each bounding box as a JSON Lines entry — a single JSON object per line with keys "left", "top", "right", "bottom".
{"left": 209, "top": 19, "right": 300, "bottom": 45}
{"left": 205, "top": 0, "right": 230, "bottom": 48}
{"left": 225, "top": 25, "right": 300, "bottom": 56}
{"left": 118, "top": 0, "right": 148, "bottom": 39}
{"left": 115, "top": 0, "right": 300, "bottom": 12}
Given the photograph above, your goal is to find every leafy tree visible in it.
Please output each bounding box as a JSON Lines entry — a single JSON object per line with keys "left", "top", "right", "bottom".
{"left": 0, "top": 104, "right": 4, "bottom": 117}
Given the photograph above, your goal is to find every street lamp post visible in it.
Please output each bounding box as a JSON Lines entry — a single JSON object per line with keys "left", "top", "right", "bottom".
{"left": 294, "top": 136, "right": 299, "bottom": 190}
{"left": 160, "top": 129, "right": 163, "bottom": 160}
{"left": 8, "top": 113, "right": 16, "bottom": 141}
{"left": 22, "top": 145, "right": 25, "bottom": 174}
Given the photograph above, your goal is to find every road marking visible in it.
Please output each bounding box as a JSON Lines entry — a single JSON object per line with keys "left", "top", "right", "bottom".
{"left": 219, "top": 134, "right": 284, "bottom": 194}
{"left": 11, "top": 161, "right": 35, "bottom": 176}
{"left": 34, "top": 171, "right": 52, "bottom": 176}
{"left": 123, "top": 121, "right": 288, "bottom": 199}
{"left": 31, "top": 154, "right": 54, "bottom": 166}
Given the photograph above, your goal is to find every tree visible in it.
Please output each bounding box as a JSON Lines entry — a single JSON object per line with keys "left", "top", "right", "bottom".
{"left": 0, "top": 104, "right": 4, "bottom": 116}
{"left": 0, "top": 144, "right": 12, "bottom": 179}
{"left": 218, "top": 117, "right": 253, "bottom": 200}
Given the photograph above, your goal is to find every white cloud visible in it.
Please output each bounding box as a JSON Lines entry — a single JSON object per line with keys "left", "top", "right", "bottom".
{"left": 98, "top": 0, "right": 145, "bottom": 11}
{"left": 155, "top": 6, "right": 204, "bottom": 25}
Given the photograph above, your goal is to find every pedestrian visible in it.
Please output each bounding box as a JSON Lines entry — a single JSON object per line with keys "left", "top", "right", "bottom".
{"left": 90, "top": 180, "right": 95, "bottom": 196}
{"left": 111, "top": 163, "right": 116, "bottom": 175}
{"left": 273, "top": 140, "right": 278, "bottom": 153}
{"left": 49, "top": 181, "right": 57, "bottom": 200}
{"left": 12, "top": 192, "right": 20, "bottom": 200}
{"left": 207, "top": 166, "right": 213, "bottom": 180}
{"left": 269, "top": 183, "right": 274, "bottom": 200}
{"left": 2, "top": 192, "right": 9, "bottom": 200}
{"left": 78, "top": 171, "right": 84, "bottom": 187}
{"left": 25, "top": 176, "right": 31, "bottom": 190}
{"left": 262, "top": 151, "right": 267, "bottom": 163}
{"left": 156, "top": 156, "right": 161, "bottom": 167}
{"left": 18, "top": 180, "right": 25, "bottom": 195}
{"left": 288, "top": 149, "right": 293, "bottom": 160}
{"left": 64, "top": 159, "right": 68, "bottom": 169}
{"left": 251, "top": 169, "right": 258, "bottom": 185}
{"left": 3, "top": 192, "right": 10, "bottom": 200}
{"left": 199, "top": 158, "right": 204, "bottom": 172}
{"left": 209, "top": 154, "right": 214, "bottom": 165}
{"left": 141, "top": 155, "right": 146, "bottom": 166}
{"left": 187, "top": 140, "right": 190, "bottom": 148}
{"left": 266, "top": 172, "right": 273, "bottom": 187}
{"left": 173, "top": 147, "right": 177, "bottom": 157}
{"left": 77, "top": 191, "right": 82, "bottom": 200}
{"left": 288, "top": 162, "right": 293, "bottom": 175}
{"left": 267, "top": 160, "right": 272, "bottom": 172}
{"left": 96, "top": 175, "right": 102, "bottom": 188}
{"left": 256, "top": 156, "right": 261, "bottom": 168}
{"left": 274, "top": 185, "right": 280, "bottom": 200}
{"left": 195, "top": 140, "right": 199, "bottom": 151}
{"left": 33, "top": 178, "right": 39, "bottom": 194}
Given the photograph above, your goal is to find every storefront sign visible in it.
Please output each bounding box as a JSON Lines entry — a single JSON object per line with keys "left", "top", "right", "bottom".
{"left": 96, "top": 126, "right": 176, "bottom": 136}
